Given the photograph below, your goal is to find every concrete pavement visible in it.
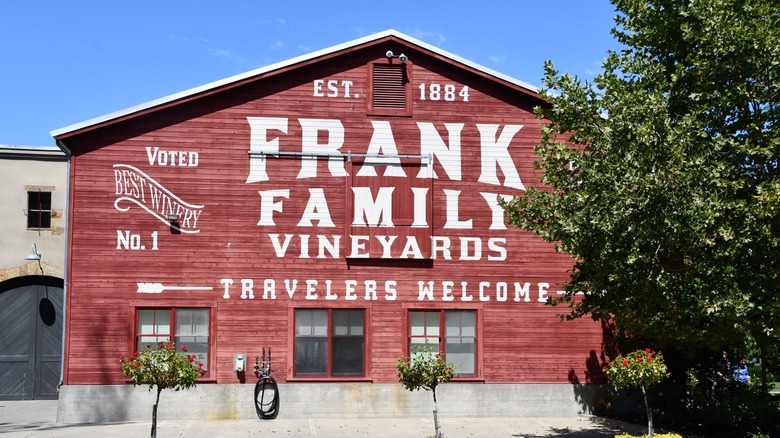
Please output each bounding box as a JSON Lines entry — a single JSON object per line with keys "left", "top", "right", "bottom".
{"left": 0, "top": 400, "right": 651, "bottom": 437}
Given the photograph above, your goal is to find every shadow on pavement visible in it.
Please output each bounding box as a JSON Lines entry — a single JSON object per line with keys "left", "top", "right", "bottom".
{"left": 0, "top": 420, "right": 137, "bottom": 433}
{"left": 517, "top": 427, "right": 622, "bottom": 438}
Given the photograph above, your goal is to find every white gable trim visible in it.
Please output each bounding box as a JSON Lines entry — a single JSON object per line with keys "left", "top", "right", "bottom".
{"left": 51, "top": 29, "right": 538, "bottom": 139}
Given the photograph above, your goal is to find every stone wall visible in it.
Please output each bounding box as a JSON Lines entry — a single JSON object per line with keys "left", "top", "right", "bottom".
{"left": 56, "top": 383, "right": 613, "bottom": 423}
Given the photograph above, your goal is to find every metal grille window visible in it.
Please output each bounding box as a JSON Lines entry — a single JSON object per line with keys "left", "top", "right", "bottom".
{"left": 409, "top": 310, "right": 476, "bottom": 376}
{"left": 136, "top": 308, "right": 210, "bottom": 376}
{"left": 27, "top": 191, "right": 51, "bottom": 229}
{"left": 294, "top": 309, "right": 365, "bottom": 377}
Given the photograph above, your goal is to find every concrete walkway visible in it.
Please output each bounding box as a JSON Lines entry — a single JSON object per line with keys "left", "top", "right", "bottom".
{"left": 0, "top": 400, "right": 652, "bottom": 437}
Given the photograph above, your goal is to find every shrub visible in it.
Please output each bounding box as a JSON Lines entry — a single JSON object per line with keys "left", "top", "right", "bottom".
{"left": 604, "top": 349, "right": 669, "bottom": 438}
{"left": 120, "top": 341, "right": 204, "bottom": 438}
{"left": 397, "top": 349, "right": 456, "bottom": 438}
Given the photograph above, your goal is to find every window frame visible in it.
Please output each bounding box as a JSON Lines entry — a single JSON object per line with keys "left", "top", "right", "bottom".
{"left": 407, "top": 309, "right": 479, "bottom": 378}
{"left": 134, "top": 307, "right": 212, "bottom": 378}
{"left": 27, "top": 190, "right": 52, "bottom": 230}
{"left": 292, "top": 308, "right": 368, "bottom": 379}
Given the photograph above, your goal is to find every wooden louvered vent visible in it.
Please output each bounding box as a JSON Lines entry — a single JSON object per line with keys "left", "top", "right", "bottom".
{"left": 372, "top": 64, "right": 407, "bottom": 110}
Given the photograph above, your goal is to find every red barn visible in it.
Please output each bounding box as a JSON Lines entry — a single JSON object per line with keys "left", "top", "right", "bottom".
{"left": 52, "top": 30, "right": 608, "bottom": 422}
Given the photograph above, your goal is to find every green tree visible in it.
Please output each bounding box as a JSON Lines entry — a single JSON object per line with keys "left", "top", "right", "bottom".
{"left": 605, "top": 349, "right": 669, "bottom": 437}
{"left": 120, "top": 341, "right": 205, "bottom": 438}
{"left": 502, "top": 0, "right": 780, "bottom": 380}
{"left": 396, "top": 349, "right": 456, "bottom": 438}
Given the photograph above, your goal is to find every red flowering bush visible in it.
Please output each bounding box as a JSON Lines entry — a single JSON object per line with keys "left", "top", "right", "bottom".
{"left": 119, "top": 340, "right": 205, "bottom": 438}
{"left": 604, "top": 349, "right": 669, "bottom": 437}
{"left": 604, "top": 348, "right": 668, "bottom": 390}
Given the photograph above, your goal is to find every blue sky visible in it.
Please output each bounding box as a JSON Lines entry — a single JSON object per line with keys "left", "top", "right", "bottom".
{"left": 0, "top": 1, "right": 620, "bottom": 147}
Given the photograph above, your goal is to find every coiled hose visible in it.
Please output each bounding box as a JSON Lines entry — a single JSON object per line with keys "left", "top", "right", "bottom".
{"left": 254, "top": 375, "right": 280, "bottom": 419}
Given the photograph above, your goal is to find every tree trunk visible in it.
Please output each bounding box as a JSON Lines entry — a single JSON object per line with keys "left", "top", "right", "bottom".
{"left": 641, "top": 385, "right": 653, "bottom": 438}
{"left": 432, "top": 386, "right": 442, "bottom": 438}
{"left": 151, "top": 387, "right": 162, "bottom": 438}
{"left": 760, "top": 344, "right": 768, "bottom": 394}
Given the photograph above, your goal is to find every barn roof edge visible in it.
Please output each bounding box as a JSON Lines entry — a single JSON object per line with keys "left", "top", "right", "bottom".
{"left": 50, "top": 29, "right": 540, "bottom": 140}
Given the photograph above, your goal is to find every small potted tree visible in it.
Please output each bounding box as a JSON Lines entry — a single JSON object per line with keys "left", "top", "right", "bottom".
{"left": 604, "top": 348, "right": 669, "bottom": 437}
{"left": 120, "top": 340, "right": 205, "bottom": 438}
{"left": 396, "top": 349, "right": 456, "bottom": 438}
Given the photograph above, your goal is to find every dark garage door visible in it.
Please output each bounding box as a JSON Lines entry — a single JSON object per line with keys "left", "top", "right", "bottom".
{"left": 0, "top": 276, "right": 63, "bottom": 400}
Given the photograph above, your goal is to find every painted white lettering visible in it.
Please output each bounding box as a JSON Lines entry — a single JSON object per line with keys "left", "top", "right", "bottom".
{"left": 116, "top": 230, "right": 141, "bottom": 250}
{"left": 298, "top": 188, "right": 335, "bottom": 227}
{"left": 385, "top": 280, "right": 397, "bottom": 301}
{"left": 297, "top": 118, "right": 347, "bottom": 179}
{"left": 443, "top": 189, "right": 472, "bottom": 229}
{"left": 114, "top": 169, "right": 147, "bottom": 202}
{"left": 299, "top": 235, "right": 311, "bottom": 258}
{"left": 341, "top": 80, "right": 353, "bottom": 97}
{"left": 514, "top": 282, "right": 532, "bottom": 302}
{"left": 258, "top": 189, "right": 289, "bottom": 226}
{"left": 318, "top": 235, "right": 340, "bottom": 259}
{"left": 538, "top": 282, "right": 550, "bottom": 303}
{"left": 349, "top": 235, "right": 369, "bottom": 258}
{"left": 496, "top": 282, "right": 508, "bottom": 302}
{"left": 488, "top": 238, "right": 507, "bottom": 261}
{"left": 376, "top": 235, "right": 398, "bottom": 258}
{"left": 306, "top": 279, "right": 318, "bottom": 300}
{"left": 217, "top": 277, "right": 554, "bottom": 303}
{"left": 479, "top": 281, "right": 491, "bottom": 301}
{"left": 480, "top": 192, "right": 514, "bottom": 230}
{"left": 476, "top": 124, "right": 525, "bottom": 190}
{"left": 146, "top": 146, "right": 159, "bottom": 165}
{"left": 400, "top": 236, "right": 424, "bottom": 259}
{"left": 285, "top": 279, "right": 298, "bottom": 299}
{"left": 411, "top": 187, "right": 429, "bottom": 227}
{"left": 417, "top": 122, "right": 463, "bottom": 181}
{"left": 325, "top": 279, "right": 337, "bottom": 300}
{"left": 263, "top": 279, "right": 276, "bottom": 299}
{"left": 356, "top": 121, "right": 406, "bottom": 177}
{"left": 180, "top": 208, "right": 203, "bottom": 229}
{"left": 344, "top": 280, "right": 358, "bottom": 301}
{"left": 460, "top": 281, "right": 473, "bottom": 301}
{"left": 221, "top": 278, "right": 233, "bottom": 299}
{"left": 352, "top": 187, "right": 395, "bottom": 226}
{"left": 418, "top": 281, "right": 435, "bottom": 301}
{"left": 442, "top": 281, "right": 455, "bottom": 301}
{"left": 313, "top": 79, "right": 325, "bottom": 97}
{"left": 364, "top": 280, "right": 377, "bottom": 300}
{"left": 327, "top": 80, "right": 339, "bottom": 97}
{"left": 246, "top": 117, "right": 288, "bottom": 183}
{"left": 268, "top": 234, "right": 294, "bottom": 257}
{"left": 241, "top": 279, "right": 255, "bottom": 299}
{"left": 460, "top": 237, "right": 482, "bottom": 261}
{"left": 432, "top": 236, "right": 452, "bottom": 260}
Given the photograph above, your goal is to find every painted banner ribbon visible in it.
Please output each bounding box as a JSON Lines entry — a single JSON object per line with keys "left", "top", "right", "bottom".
{"left": 113, "top": 164, "right": 205, "bottom": 233}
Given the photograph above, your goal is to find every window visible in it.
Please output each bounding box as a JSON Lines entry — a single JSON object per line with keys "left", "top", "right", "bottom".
{"left": 27, "top": 191, "right": 51, "bottom": 229}
{"left": 369, "top": 62, "right": 412, "bottom": 116}
{"left": 409, "top": 310, "right": 476, "bottom": 376}
{"left": 136, "top": 308, "right": 210, "bottom": 376}
{"left": 294, "top": 309, "right": 364, "bottom": 377}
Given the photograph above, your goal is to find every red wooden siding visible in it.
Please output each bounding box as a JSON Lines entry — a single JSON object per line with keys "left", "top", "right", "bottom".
{"left": 60, "top": 42, "right": 607, "bottom": 388}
